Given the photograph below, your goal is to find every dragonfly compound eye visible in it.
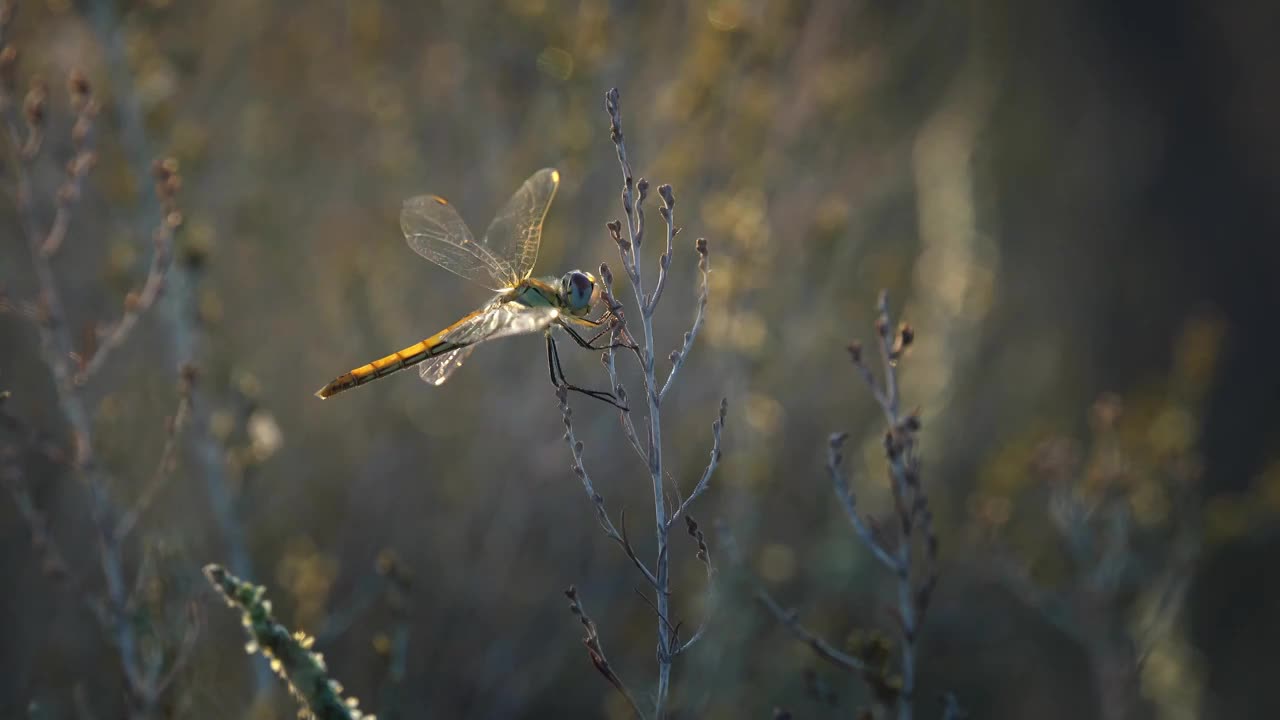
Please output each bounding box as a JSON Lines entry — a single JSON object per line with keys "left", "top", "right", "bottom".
{"left": 565, "top": 271, "right": 594, "bottom": 311}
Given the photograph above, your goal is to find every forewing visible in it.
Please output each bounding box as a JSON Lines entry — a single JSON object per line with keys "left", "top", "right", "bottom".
{"left": 417, "top": 345, "right": 477, "bottom": 386}
{"left": 402, "top": 194, "right": 513, "bottom": 291}
{"left": 482, "top": 168, "right": 560, "bottom": 284}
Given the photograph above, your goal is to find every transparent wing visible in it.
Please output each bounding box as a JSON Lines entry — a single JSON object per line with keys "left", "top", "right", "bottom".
{"left": 416, "top": 301, "right": 561, "bottom": 386}
{"left": 402, "top": 195, "right": 513, "bottom": 292}
{"left": 482, "top": 168, "right": 560, "bottom": 283}
{"left": 418, "top": 345, "right": 477, "bottom": 386}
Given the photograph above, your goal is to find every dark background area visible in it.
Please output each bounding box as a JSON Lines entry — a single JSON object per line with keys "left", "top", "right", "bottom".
{"left": 3, "top": 1, "right": 1279, "bottom": 718}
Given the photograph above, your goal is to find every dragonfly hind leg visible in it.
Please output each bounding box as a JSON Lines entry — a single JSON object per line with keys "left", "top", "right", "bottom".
{"left": 547, "top": 334, "right": 628, "bottom": 411}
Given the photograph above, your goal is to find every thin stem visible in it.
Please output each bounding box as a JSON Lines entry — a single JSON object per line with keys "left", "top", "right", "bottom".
{"left": 673, "top": 515, "right": 716, "bottom": 656}
{"left": 876, "top": 291, "right": 900, "bottom": 420}
{"left": 659, "top": 237, "right": 709, "bottom": 403}
{"left": 558, "top": 386, "right": 660, "bottom": 589}
{"left": 756, "top": 581, "right": 869, "bottom": 673}
{"left": 76, "top": 202, "right": 180, "bottom": 385}
{"left": 606, "top": 86, "right": 673, "bottom": 713}
{"left": 827, "top": 432, "right": 901, "bottom": 572}
{"left": 565, "top": 585, "right": 647, "bottom": 720}
{"left": 1, "top": 58, "right": 150, "bottom": 710}
{"left": 114, "top": 376, "right": 193, "bottom": 540}
{"left": 667, "top": 398, "right": 726, "bottom": 530}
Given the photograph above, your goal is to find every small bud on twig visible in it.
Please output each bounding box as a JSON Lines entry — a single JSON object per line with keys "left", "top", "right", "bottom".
{"left": 847, "top": 341, "right": 863, "bottom": 364}
{"left": 23, "top": 81, "right": 46, "bottom": 126}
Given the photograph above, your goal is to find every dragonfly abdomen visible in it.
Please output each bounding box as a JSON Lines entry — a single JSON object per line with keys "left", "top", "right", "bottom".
{"left": 314, "top": 335, "right": 459, "bottom": 399}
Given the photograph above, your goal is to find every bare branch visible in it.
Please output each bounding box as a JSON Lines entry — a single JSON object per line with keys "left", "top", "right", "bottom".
{"left": 659, "top": 237, "right": 709, "bottom": 403}
{"left": 558, "top": 385, "right": 660, "bottom": 589}
{"left": 75, "top": 160, "right": 184, "bottom": 386}
{"left": 565, "top": 585, "right": 647, "bottom": 719}
{"left": 827, "top": 432, "right": 900, "bottom": 572}
{"left": 673, "top": 515, "right": 716, "bottom": 656}
{"left": 646, "top": 184, "right": 676, "bottom": 314}
{"left": 41, "top": 70, "right": 98, "bottom": 258}
{"left": 667, "top": 398, "right": 726, "bottom": 530}
{"left": 720, "top": 522, "right": 869, "bottom": 673}
{"left": 114, "top": 366, "right": 196, "bottom": 540}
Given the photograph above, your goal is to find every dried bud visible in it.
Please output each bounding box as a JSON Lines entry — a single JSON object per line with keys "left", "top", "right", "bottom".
{"left": 0, "top": 46, "right": 17, "bottom": 90}
{"left": 637, "top": 177, "right": 649, "bottom": 199}
{"left": 598, "top": 262, "right": 613, "bottom": 285}
{"left": 123, "top": 291, "right": 141, "bottom": 312}
{"left": 899, "top": 323, "right": 914, "bottom": 347}
{"left": 659, "top": 184, "right": 674, "bottom": 208}
{"left": 883, "top": 429, "right": 899, "bottom": 458}
{"left": 23, "top": 83, "right": 46, "bottom": 126}
{"left": 669, "top": 350, "right": 680, "bottom": 364}
{"left": 903, "top": 412, "right": 922, "bottom": 432}
{"left": 67, "top": 69, "right": 90, "bottom": 101}
{"left": 695, "top": 237, "right": 708, "bottom": 256}
{"left": 606, "top": 220, "right": 623, "bottom": 245}
{"left": 179, "top": 363, "right": 199, "bottom": 387}
{"left": 846, "top": 341, "right": 863, "bottom": 364}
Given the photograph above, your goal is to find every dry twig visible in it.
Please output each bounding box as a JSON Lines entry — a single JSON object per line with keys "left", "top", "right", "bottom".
{"left": 557, "top": 87, "right": 726, "bottom": 719}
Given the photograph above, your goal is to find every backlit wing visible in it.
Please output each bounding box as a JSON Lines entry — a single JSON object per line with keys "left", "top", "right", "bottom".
{"left": 402, "top": 195, "right": 513, "bottom": 292}
{"left": 417, "top": 345, "right": 477, "bottom": 387}
{"left": 415, "top": 301, "right": 561, "bottom": 386}
{"left": 483, "top": 168, "right": 560, "bottom": 283}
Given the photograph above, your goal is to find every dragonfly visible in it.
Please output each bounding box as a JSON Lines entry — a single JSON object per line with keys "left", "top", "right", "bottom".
{"left": 315, "top": 168, "right": 630, "bottom": 408}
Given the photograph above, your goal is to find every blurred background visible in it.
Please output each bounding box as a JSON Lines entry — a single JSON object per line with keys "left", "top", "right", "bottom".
{"left": 3, "top": 0, "right": 1280, "bottom": 718}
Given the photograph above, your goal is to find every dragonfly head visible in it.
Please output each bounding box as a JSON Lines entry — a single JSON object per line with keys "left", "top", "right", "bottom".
{"left": 559, "top": 269, "right": 598, "bottom": 315}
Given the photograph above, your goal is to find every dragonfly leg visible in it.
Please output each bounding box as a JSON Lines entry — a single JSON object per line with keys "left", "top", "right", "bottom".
{"left": 560, "top": 319, "right": 636, "bottom": 352}
{"left": 547, "top": 334, "right": 629, "bottom": 411}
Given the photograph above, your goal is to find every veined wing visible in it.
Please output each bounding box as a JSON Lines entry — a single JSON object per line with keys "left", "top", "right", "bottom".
{"left": 401, "top": 169, "right": 560, "bottom": 291}
{"left": 483, "top": 168, "right": 560, "bottom": 283}
{"left": 418, "top": 346, "right": 476, "bottom": 386}
{"left": 415, "top": 301, "right": 562, "bottom": 386}
{"left": 402, "top": 195, "right": 513, "bottom": 292}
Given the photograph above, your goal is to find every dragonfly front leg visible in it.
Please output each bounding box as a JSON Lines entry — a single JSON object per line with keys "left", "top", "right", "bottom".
{"left": 560, "top": 317, "right": 637, "bottom": 353}
{"left": 546, "top": 333, "right": 629, "bottom": 411}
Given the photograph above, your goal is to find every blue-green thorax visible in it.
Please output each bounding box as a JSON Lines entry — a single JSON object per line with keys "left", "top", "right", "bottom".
{"left": 509, "top": 269, "right": 598, "bottom": 317}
